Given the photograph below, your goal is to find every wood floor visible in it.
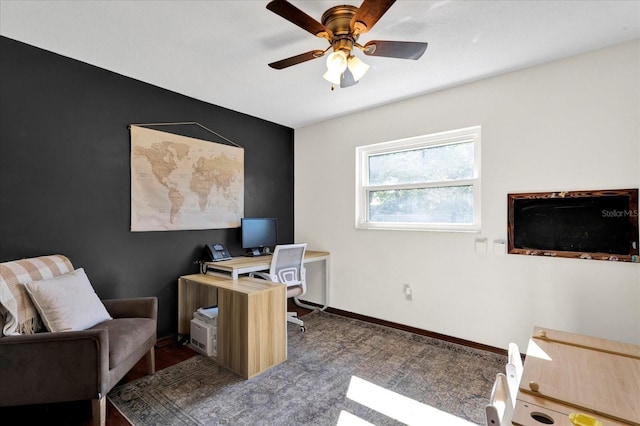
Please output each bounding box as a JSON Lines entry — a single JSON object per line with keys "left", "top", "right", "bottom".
{"left": 0, "top": 301, "right": 311, "bottom": 426}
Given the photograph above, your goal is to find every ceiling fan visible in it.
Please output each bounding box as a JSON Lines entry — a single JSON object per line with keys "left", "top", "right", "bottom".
{"left": 266, "top": 0, "right": 428, "bottom": 89}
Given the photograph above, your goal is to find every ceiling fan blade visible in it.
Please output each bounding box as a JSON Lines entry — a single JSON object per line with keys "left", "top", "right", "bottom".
{"left": 351, "top": 0, "right": 396, "bottom": 34}
{"left": 363, "top": 40, "right": 428, "bottom": 60}
{"left": 268, "top": 50, "right": 326, "bottom": 70}
{"left": 266, "top": 0, "right": 332, "bottom": 39}
{"left": 340, "top": 68, "right": 359, "bottom": 88}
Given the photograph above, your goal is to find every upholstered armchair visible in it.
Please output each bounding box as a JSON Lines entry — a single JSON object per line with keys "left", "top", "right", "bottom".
{"left": 0, "top": 255, "right": 157, "bottom": 426}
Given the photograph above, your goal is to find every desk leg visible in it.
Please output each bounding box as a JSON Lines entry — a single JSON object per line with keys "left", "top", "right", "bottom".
{"left": 217, "top": 285, "right": 286, "bottom": 379}
{"left": 295, "top": 257, "right": 329, "bottom": 311}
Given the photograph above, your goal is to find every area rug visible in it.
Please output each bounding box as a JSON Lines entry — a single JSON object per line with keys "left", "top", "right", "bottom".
{"left": 109, "top": 312, "right": 505, "bottom": 425}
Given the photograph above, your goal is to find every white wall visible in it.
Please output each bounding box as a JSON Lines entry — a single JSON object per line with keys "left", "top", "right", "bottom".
{"left": 294, "top": 40, "right": 640, "bottom": 351}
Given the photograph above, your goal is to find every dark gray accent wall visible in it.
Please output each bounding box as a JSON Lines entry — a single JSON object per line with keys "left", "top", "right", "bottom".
{"left": 0, "top": 36, "right": 295, "bottom": 338}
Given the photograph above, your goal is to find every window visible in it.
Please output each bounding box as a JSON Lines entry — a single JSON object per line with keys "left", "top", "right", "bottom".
{"left": 355, "top": 126, "right": 481, "bottom": 231}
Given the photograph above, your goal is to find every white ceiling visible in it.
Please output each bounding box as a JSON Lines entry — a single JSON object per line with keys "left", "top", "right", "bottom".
{"left": 1, "top": 1, "right": 639, "bottom": 129}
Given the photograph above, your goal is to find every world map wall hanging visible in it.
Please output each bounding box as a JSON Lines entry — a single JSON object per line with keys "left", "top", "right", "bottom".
{"left": 129, "top": 124, "right": 244, "bottom": 232}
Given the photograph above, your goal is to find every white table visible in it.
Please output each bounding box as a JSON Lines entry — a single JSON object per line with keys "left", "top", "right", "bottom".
{"left": 204, "top": 250, "right": 330, "bottom": 310}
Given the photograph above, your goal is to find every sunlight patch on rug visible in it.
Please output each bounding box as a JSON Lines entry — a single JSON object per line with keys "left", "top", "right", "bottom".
{"left": 344, "top": 376, "right": 474, "bottom": 425}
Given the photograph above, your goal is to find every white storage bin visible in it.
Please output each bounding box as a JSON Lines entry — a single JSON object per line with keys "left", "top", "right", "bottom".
{"left": 189, "top": 318, "right": 217, "bottom": 357}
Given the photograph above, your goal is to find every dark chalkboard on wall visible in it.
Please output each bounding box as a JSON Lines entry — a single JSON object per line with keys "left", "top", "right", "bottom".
{"left": 507, "top": 189, "right": 639, "bottom": 262}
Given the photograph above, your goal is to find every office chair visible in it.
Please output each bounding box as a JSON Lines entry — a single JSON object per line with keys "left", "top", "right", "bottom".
{"left": 250, "top": 243, "right": 308, "bottom": 332}
{"left": 485, "top": 373, "right": 513, "bottom": 426}
{"left": 505, "top": 342, "right": 523, "bottom": 407}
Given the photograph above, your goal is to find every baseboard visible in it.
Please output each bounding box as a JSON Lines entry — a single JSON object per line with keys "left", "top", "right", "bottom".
{"left": 296, "top": 299, "right": 506, "bottom": 356}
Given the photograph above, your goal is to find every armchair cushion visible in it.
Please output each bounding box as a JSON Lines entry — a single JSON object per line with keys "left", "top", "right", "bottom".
{"left": 0, "top": 255, "right": 74, "bottom": 335}
{"left": 100, "top": 297, "right": 157, "bottom": 370}
{"left": 24, "top": 268, "right": 112, "bottom": 332}
{"left": 91, "top": 317, "right": 156, "bottom": 369}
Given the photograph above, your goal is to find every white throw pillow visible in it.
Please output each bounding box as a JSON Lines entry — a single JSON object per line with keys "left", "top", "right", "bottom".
{"left": 24, "top": 268, "right": 112, "bottom": 332}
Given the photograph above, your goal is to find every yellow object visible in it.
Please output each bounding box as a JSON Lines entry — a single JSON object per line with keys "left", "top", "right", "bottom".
{"left": 569, "top": 413, "right": 603, "bottom": 426}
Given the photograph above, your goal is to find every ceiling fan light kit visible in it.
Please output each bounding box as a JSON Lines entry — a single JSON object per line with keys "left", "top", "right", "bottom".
{"left": 267, "top": 0, "right": 428, "bottom": 89}
{"left": 323, "top": 51, "right": 348, "bottom": 85}
{"left": 326, "top": 51, "right": 348, "bottom": 73}
{"left": 347, "top": 55, "right": 370, "bottom": 81}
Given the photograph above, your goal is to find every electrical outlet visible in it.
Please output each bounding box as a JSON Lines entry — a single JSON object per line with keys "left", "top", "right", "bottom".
{"left": 404, "top": 284, "right": 413, "bottom": 301}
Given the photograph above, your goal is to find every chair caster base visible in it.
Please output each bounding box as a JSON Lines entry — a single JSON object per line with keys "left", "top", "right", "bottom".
{"left": 300, "top": 326, "right": 306, "bottom": 332}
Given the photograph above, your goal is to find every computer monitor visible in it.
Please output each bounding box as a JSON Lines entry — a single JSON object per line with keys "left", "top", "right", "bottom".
{"left": 241, "top": 217, "right": 277, "bottom": 256}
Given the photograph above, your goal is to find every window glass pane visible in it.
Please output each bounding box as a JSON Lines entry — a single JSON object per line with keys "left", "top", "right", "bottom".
{"left": 368, "top": 141, "right": 474, "bottom": 185}
{"left": 368, "top": 186, "right": 474, "bottom": 224}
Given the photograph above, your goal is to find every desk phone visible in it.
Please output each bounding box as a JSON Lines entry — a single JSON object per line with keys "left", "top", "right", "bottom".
{"left": 204, "top": 243, "right": 232, "bottom": 261}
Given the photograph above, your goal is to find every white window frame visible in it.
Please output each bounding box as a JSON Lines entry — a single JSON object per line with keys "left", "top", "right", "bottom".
{"left": 355, "top": 126, "right": 481, "bottom": 232}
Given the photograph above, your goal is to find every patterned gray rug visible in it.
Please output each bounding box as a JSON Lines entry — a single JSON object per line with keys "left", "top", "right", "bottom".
{"left": 109, "top": 312, "right": 504, "bottom": 425}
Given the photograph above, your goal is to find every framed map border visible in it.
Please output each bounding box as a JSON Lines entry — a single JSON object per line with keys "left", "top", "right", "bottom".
{"left": 129, "top": 124, "right": 244, "bottom": 232}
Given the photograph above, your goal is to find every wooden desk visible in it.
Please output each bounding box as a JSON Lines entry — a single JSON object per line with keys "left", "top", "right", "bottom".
{"left": 178, "top": 274, "right": 286, "bottom": 379}
{"left": 204, "top": 250, "right": 331, "bottom": 310}
{"left": 512, "top": 326, "right": 640, "bottom": 426}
